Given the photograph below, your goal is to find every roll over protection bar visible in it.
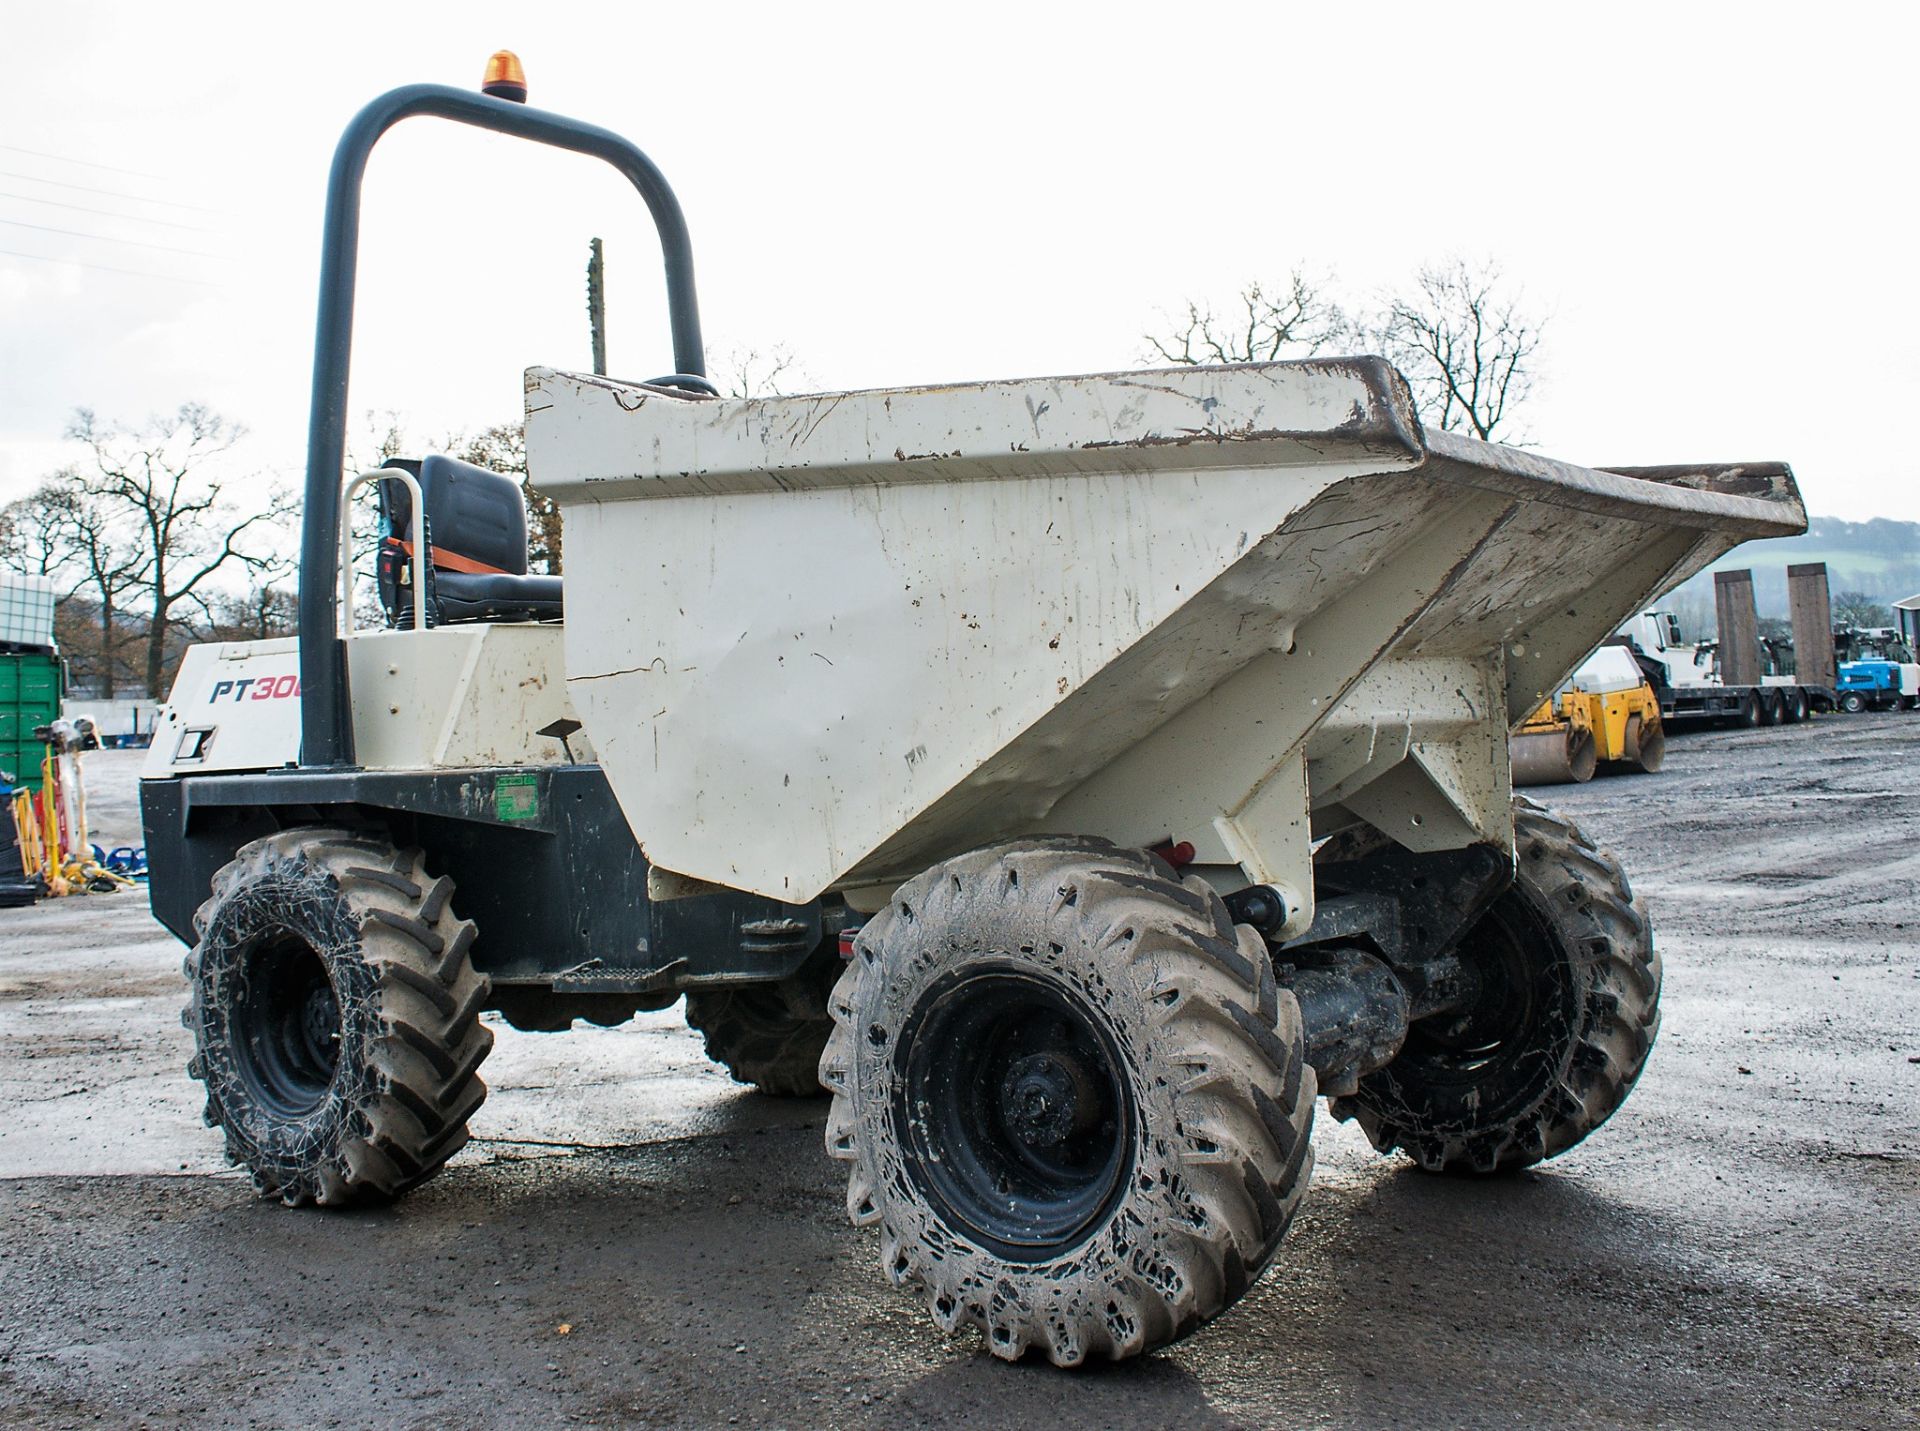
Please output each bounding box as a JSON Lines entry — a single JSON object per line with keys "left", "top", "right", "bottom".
{"left": 297, "top": 82, "right": 706, "bottom": 766}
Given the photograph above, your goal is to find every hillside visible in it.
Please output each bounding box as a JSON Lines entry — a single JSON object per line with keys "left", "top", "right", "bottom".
{"left": 1661, "top": 514, "right": 1917, "bottom": 625}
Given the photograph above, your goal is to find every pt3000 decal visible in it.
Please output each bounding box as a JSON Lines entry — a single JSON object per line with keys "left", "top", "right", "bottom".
{"left": 208, "top": 675, "right": 301, "bottom": 703}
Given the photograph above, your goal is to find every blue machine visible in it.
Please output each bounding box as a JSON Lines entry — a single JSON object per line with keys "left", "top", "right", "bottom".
{"left": 1834, "top": 627, "right": 1920, "bottom": 712}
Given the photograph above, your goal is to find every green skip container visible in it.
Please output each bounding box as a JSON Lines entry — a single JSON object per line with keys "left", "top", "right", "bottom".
{"left": 0, "top": 650, "right": 61, "bottom": 792}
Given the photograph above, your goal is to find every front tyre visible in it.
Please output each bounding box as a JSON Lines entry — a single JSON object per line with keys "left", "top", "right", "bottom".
{"left": 1331, "top": 798, "right": 1659, "bottom": 1174}
{"left": 822, "top": 840, "right": 1314, "bottom": 1366}
{"left": 185, "top": 829, "right": 492, "bottom": 1206}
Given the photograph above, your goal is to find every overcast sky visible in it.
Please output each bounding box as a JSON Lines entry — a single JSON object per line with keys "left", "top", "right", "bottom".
{"left": 2, "top": 3, "right": 1914, "bottom": 525}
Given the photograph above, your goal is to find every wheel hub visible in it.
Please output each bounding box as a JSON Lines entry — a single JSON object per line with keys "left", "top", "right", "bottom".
{"left": 299, "top": 982, "right": 341, "bottom": 1068}
{"left": 999, "top": 1051, "right": 1098, "bottom": 1149}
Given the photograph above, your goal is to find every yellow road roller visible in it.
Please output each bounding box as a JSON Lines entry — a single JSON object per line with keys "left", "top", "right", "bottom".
{"left": 1512, "top": 642, "right": 1666, "bottom": 785}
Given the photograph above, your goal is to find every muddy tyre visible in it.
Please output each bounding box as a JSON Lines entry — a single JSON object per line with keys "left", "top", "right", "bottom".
{"left": 685, "top": 941, "right": 841, "bottom": 1096}
{"left": 184, "top": 829, "right": 491, "bottom": 1206}
{"left": 1331, "top": 798, "right": 1658, "bottom": 1174}
{"left": 822, "top": 839, "right": 1314, "bottom": 1365}
{"left": 1840, "top": 690, "right": 1867, "bottom": 714}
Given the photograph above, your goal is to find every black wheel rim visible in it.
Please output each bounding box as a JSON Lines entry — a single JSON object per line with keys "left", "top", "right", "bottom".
{"left": 892, "top": 966, "right": 1136, "bottom": 1262}
{"left": 1385, "top": 892, "right": 1575, "bottom": 1129}
{"left": 234, "top": 932, "right": 342, "bottom": 1118}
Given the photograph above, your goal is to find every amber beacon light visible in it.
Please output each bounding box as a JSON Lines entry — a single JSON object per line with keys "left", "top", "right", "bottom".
{"left": 480, "top": 50, "right": 529, "bottom": 103}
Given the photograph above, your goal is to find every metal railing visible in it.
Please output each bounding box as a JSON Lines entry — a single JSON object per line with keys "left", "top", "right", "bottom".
{"left": 340, "top": 469, "right": 428, "bottom": 636}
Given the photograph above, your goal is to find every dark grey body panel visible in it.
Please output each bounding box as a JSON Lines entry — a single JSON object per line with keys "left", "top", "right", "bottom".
{"left": 140, "top": 764, "right": 824, "bottom": 1003}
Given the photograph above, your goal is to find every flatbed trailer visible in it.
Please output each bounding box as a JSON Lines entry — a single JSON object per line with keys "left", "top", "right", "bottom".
{"left": 1657, "top": 679, "right": 1832, "bottom": 727}
{"left": 1623, "top": 613, "right": 1831, "bottom": 727}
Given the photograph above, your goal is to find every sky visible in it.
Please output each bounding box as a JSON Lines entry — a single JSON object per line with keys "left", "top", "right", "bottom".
{"left": 2, "top": 2, "right": 1915, "bottom": 527}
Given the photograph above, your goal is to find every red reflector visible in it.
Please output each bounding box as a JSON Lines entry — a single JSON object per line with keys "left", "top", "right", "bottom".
{"left": 1150, "top": 840, "right": 1196, "bottom": 870}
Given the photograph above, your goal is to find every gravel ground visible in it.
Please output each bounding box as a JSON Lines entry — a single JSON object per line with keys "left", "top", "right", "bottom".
{"left": 0, "top": 721, "right": 1915, "bottom": 1428}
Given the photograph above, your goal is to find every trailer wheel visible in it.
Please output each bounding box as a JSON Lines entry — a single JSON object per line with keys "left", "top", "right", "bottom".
{"left": 1738, "top": 691, "right": 1764, "bottom": 727}
{"left": 1840, "top": 690, "right": 1867, "bottom": 714}
{"left": 1759, "top": 689, "right": 1783, "bottom": 725}
{"left": 684, "top": 940, "right": 841, "bottom": 1096}
{"left": 184, "top": 829, "right": 491, "bottom": 1206}
{"left": 1331, "top": 798, "right": 1658, "bottom": 1174}
{"left": 822, "top": 839, "right": 1314, "bottom": 1365}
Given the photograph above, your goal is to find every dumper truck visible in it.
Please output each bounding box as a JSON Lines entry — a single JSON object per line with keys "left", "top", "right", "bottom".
{"left": 138, "top": 61, "right": 1807, "bottom": 1365}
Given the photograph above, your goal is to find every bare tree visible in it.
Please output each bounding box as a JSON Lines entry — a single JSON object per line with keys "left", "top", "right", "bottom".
{"left": 1145, "top": 272, "right": 1349, "bottom": 366}
{"left": 714, "top": 343, "right": 805, "bottom": 399}
{"left": 1374, "top": 258, "right": 1545, "bottom": 442}
{"left": 1831, "top": 590, "right": 1894, "bottom": 629}
{"left": 67, "top": 404, "right": 291, "bottom": 698}
{"left": 0, "top": 484, "right": 73, "bottom": 579}
{"left": 209, "top": 582, "right": 299, "bottom": 641}
{"left": 352, "top": 409, "right": 411, "bottom": 474}
{"left": 0, "top": 477, "right": 149, "bottom": 695}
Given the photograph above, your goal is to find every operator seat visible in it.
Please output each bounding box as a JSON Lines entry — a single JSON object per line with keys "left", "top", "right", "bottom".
{"left": 376, "top": 455, "right": 563, "bottom": 626}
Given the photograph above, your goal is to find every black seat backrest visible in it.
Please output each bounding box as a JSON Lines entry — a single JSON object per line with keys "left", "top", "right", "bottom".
{"left": 379, "top": 454, "right": 529, "bottom": 575}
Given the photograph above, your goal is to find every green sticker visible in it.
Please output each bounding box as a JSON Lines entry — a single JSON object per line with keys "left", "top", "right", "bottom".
{"left": 495, "top": 772, "right": 540, "bottom": 823}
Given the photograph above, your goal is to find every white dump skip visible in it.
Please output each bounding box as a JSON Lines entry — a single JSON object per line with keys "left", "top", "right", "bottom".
{"left": 526, "top": 360, "right": 1803, "bottom": 907}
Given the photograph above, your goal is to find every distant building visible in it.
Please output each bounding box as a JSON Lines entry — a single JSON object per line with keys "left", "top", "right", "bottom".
{"left": 1896, "top": 593, "right": 1920, "bottom": 649}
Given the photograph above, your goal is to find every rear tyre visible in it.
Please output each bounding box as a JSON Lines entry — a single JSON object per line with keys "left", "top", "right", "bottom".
{"left": 1331, "top": 798, "right": 1659, "bottom": 1174}
{"left": 1759, "top": 690, "right": 1783, "bottom": 725}
{"left": 685, "top": 940, "right": 843, "bottom": 1096}
{"left": 1787, "top": 688, "right": 1809, "bottom": 723}
{"left": 822, "top": 839, "right": 1314, "bottom": 1365}
{"left": 1738, "top": 691, "right": 1764, "bottom": 727}
{"left": 1840, "top": 690, "right": 1867, "bottom": 714}
{"left": 185, "top": 829, "right": 491, "bottom": 1206}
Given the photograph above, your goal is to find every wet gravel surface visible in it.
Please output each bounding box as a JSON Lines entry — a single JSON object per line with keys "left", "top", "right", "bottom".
{"left": 0, "top": 722, "right": 1915, "bottom": 1428}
